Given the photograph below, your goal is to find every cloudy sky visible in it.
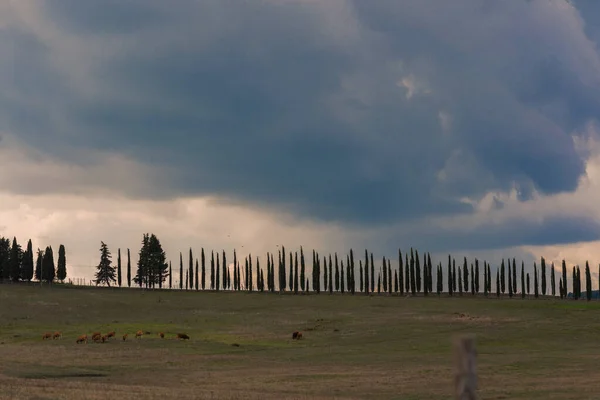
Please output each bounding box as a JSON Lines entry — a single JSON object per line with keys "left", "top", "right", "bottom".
{"left": 2, "top": 0, "right": 600, "bottom": 289}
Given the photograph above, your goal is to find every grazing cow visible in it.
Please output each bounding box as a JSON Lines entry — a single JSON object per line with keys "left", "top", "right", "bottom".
{"left": 93, "top": 335, "right": 102, "bottom": 343}
{"left": 106, "top": 331, "right": 115, "bottom": 339}
{"left": 159, "top": 332, "right": 165, "bottom": 339}
{"left": 135, "top": 330, "right": 143, "bottom": 339}
{"left": 292, "top": 331, "right": 299, "bottom": 339}
{"left": 176, "top": 333, "right": 190, "bottom": 340}
{"left": 91, "top": 332, "right": 101, "bottom": 341}
{"left": 122, "top": 333, "right": 128, "bottom": 341}
{"left": 76, "top": 334, "right": 88, "bottom": 344}
{"left": 101, "top": 335, "right": 107, "bottom": 343}
{"left": 42, "top": 332, "right": 52, "bottom": 340}
{"left": 297, "top": 332, "right": 303, "bottom": 339}
{"left": 53, "top": 332, "right": 62, "bottom": 340}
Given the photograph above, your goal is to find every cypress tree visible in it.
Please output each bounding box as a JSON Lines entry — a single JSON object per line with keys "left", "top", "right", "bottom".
{"left": 201, "top": 248, "right": 206, "bottom": 290}
{"left": 195, "top": 259, "right": 199, "bottom": 290}
{"left": 289, "top": 252, "right": 293, "bottom": 291}
{"left": 427, "top": 253, "right": 433, "bottom": 293}
{"left": 585, "top": 261, "right": 592, "bottom": 301}
{"left": 281, "top": 246, "right": 287, "bottom": 291}
{"left": 572, "top": 266, "right": 577, "bottom": 299}
{"left": 483, "top": 263, "right": 487, "bottom": 296}
{"left": 508, "top": 262, "right": 513, "bottom": 298}
{"left": 187, "top": 248, "right": 193, "bottom": 290}
{"left": 496, "top": 269, "right": 500, "bottom": 297}
{"left": 55, "top": 243, "right": 66, "bottom": 283}
{"left": 127, "top": 248, "right": 131, "bottom": 287}
{"left": 169, "top": 261, "right": 172, "bottom": 289}
{"left": 350, "top": 249, "right": 356, "bottom": 294}
{"left": 249, "top": 254, "right": 253, "bottom": 292}
{"left": 399, "top": 249, "right": 404, "bottom": 295}
{"left": 294, "top": 252, "right": 299, "bottom": 293}
{"left": 447, "top": 255, "right": 452, "bottom": 296}
{"left": 324, "top": 254, "right": 329, "bottom": 293}
{"left": 527, "top": 273, "right": 530, "bottom": 296}
{"left": 511, "top": 258, "right": 516, "bottom": 293}
{"left": 388, "top": 259, "right": 393, "bottom": 294}
{"left": 475, "top": 259, "right": 480, "bottom": 293}
{"left": 409, "top": 250, "right": 416, "bottom": 295}
{"left": 559, "top": 277, "right": 564, "bottom": 299}
{"left": 117, "top": 248, "right": 122, "bottom": 287}
{"left": 340, "top": 261, "right": 345, "bottom": 294}
{"left": 551, "top": 262, "right": 556, "bottom": 297}
{"left": 0, "top": 238, "right": 9, "bottom": 282}
{"left": 179, "top": 252, "right": 184, "bottom": 289}
{"left": 359, "top": 261, "right": 364, "bottom": 292}
{"left": 222, "top": 251, "right": 227, "bottom": 290}
{"left": 35, "top": 248, "right": 43, "bottom": 282}
{"left": 562, "top": 260, "right": 567, "bottom": 299}
{"left": 185, "top": 270, "right": 188, "bottom": 290}
{"left": 405, "top": 253, "right": 410, "bottom": 293}
{"left": 534, "top": 262, "right": 539, "bottom": 298}
{"left": 394, "top": 269, "right": 398, "bottom": 293}
{"left": 370, "top": 252, "right": 375, "bottom": 293}
{"left": 500, "top": 259, "right": 506, "bottom": 294}
{"left": 299, "top": 247, "right": 305, "bottom": 291}
{"left": 256, "top": 256, "right": 261, "bottom": 291}
{"left": 364, "top": 249, "right": 369, "bottom": 294}
{"left": 42, "top": 246, "right": 56, "bottom": 283}
{"left": 377, "top": 271, "right": 381, "bottom": 293}
{"left": 463, "top": 257, "right": 468, "bottom": 295}
{"left": 521, "top": 262, "right": 525, "bottom": 298}
{"left": 210, "top": 251, "right": 215, "bottom": 290}
{"left": 415, "top": 251, "right": 421, "bottom": 292}
{"left": 541, "top": 257, "right": 546, "bottom": 296}
{"left": 452, "top": 258, "right": 457, "bottom": 293}
{"left": 328, "top": 255, "right": 333, "bottom": 294}
{"left": 9, "top": 237, "right": 21, "bottom": 282}
{"left": 382, "top": 256, "right": 388, "bottom": 293}
{"left": 335, "top": 253, "right": 340, "bottom": 292}
{"left": 21, "top": 239, "right": 34, "bottom": 282}
{"left": 216, "top": 253, "right": 221, "bottom": 291}
{"left": 458, "top": 267, "right": 463, "bottom": 295}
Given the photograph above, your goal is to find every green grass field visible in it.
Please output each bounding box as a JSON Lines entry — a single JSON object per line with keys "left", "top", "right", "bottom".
{"left": 0, "top": 284, "right": 599, "bottom": 399}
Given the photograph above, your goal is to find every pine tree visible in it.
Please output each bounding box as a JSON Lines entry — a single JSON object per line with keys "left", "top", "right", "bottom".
{"left": 35, "top": 248, "right": 43, "bottom": 282}
{"left": 585, "top": 261, "right": 592, "bottom": 301}
{"left": 42, "top": 246, "right": 55, "bottom": 283}
{"left": 521, "top": 262, "right": 525, "bottom": 299}
{"left": 201, "top": 248, "right": 206, "bottom": 290}
{"left": 541, "top": 257, "right": 546, "bottom": 296}
{"left": 95, "top": 241, "right": 115, "bottom": 286}
{"left": 551, "top": 262, "right": 556, "bottom": 296}
{"left": 56, "top": 244, "right": 66, "bottom": 283}
{"left": 117, "top": 248, "right": 122, "bottom": 287}
{"left": 127, "top": 248, "right": 131, "bottom": 287}
{"left": 534, "top": 263, "right": 539, "bottom": 298}
{"left": 134, "top": 234, "right": 168, "bottom": 288}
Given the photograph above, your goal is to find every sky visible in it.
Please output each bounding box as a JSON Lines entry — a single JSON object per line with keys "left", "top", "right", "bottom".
{"left": 2, "top": 0, "right": 600, "bottom": 290}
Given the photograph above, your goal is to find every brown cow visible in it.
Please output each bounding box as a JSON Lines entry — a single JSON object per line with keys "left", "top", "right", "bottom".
{"left": 135, "top": 330, "right": 143, "bottom": 339}
{"left": 122, "top": 333, "right": 128, "bottom": 341}
{"left": 106, "top": 331, "right": 115, "bottom": 339}
{"left": 101, "top": 335, "right": 108, "bottom": 343}
{"left": 91, "top": 332, "right": 101, "bottom": 341}
{"left": 76, "top": 334, "right": 88, "bottom": 344}
{"left": 158, "top": 332, "right": 165, "bottom": 339}
{"left": 176, "top": 333, "right": 190, "bottom": 340}
{"left": 297, "top": 332, "right": 303, "bottom": 339}
{"left": 292, "top": 331, "right": 299, "bottom": 339}
{"left": 53, "top": 331, "right": 62, "bottom": 340}
{"left": 42, "top": 332, "right": 52, "bottom": 340}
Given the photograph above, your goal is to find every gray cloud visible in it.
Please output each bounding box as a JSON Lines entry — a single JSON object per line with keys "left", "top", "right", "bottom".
{"left": 1, "top": 0, "right": 600, "bottom": 248}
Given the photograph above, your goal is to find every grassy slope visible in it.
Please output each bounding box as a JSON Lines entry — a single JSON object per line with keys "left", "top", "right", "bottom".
{"left": 0, "top": 284, "right": 599, "bottom": 399}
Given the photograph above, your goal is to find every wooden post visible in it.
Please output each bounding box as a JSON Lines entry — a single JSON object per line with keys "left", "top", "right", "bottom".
{"left": 454, "top": 335, "right": 478, "bottom": 400}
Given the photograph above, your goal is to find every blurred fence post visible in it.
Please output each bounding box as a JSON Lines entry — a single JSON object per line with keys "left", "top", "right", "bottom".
{"left": 454, "top": 335, "right": 478, "bottom": 400}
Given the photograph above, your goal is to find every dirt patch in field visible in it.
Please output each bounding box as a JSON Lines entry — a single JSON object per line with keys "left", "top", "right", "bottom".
{"left": 413, "top": 312, "right": 519, "bottom": 325}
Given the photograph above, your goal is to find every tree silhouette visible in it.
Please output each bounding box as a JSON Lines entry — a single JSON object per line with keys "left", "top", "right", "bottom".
{"left": 95, "top": 241, "right": 115, "bottom": 286}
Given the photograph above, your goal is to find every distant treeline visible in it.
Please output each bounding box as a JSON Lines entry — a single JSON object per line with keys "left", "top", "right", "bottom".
{"left": 0, "top": 237, "right": 67, "bottom": 283}
{"left": 2, "top": 233, "right": 597, "bottom": 301}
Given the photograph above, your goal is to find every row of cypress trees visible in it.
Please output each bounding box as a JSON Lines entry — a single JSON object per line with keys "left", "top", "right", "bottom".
{"left": 0, "top": 236, "right": 67, "bottom": 283}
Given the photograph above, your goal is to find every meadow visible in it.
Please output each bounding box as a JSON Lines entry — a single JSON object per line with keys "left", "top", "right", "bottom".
{"left": 0, "top": 284, "right": 599, "bottom": 399}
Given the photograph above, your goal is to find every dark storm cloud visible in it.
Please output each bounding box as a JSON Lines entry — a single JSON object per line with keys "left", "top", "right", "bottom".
{"left": 2, "top": 0, "right": 600, "bottom": 245}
